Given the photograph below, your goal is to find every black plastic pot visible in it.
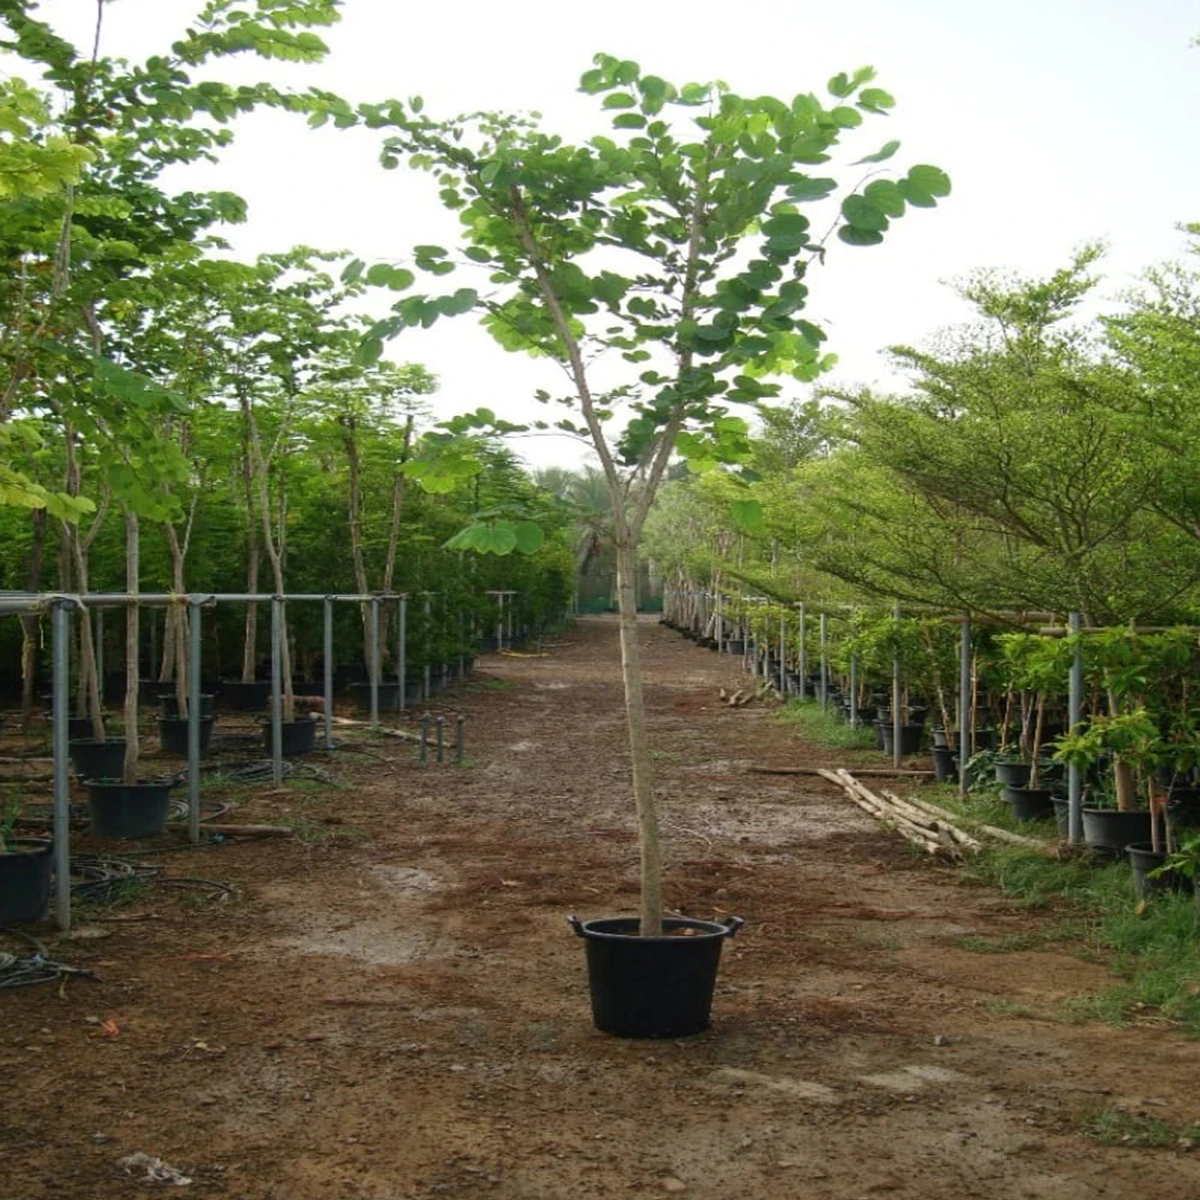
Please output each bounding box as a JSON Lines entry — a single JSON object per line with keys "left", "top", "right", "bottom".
{"left": 1167, "top": 787, "right": 1200, "bottom": 830}
{"left": 931, "top": 746, "right": 958, "bottom": 784}
{"left": 350, "top": 681, "right": 402, "bottom": 714}
{"left": 568, "top": 915, "right": 743, "bottom": 1037}
{"left": 1082, "top": 807, "right": 1152, "bottom": 858}
{"left": 477, "top": 636, "right": 500, "bottom": 653}
{"left": 1001, "top": 785, "right": 1054, "bottom": 822}
{"left": 219, "top": 680, "right": 272, "bottom": 712}
{"left": 159, "top": 694, "right": 215, "bottom": 719}
{"left": 0, "top": 838, "right": 53, "bottom": 924}
{"left": 994, "top": 760, "right": 1032, "bottom": 787}
{"left": 260, "top": 715, "right": 317, "bottom": 756}
{"left": 84, "top": 779, "right": 174, "bottom": 839}
{"left": 1127, "top": 842, "right": 1187, "bottom": 898}
{"left": 157, "top": 716, "right": 215, "bottom": 755}
{"left": 724, "top": 639, "right": 745, "bottom": 655}
{"left": 138, "top": 678, "right": 173, "bottom": 705}
{"left": 51, "top": 714, "right": 102, "bottom": 741}
{"left": 68, "top": 737, "right": 127, "bottom": 780}
{"left": 880, "top": 723, "right": 924, "bottom": 756}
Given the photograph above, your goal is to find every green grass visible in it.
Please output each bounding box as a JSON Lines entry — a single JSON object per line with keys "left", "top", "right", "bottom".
{"left": 960, "top": 843, "right": 1200, "bottom": 1032}
{"left": 776, "top": 699, "right": 877, "bottom": 751}
{"left": 1080, "top": 1107, "right": 1200, "bottom": 1149}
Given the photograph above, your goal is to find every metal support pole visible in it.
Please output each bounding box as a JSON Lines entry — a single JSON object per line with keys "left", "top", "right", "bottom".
{"left": 819, "top": 612, "right": 829, "bottom": 712}
{"left": 715, "top": 594, "right": 723, "bottom": 654}
{"left": 188, "top": 601, "right": 202, "bottom": 844}
{"left": 798, "top": 603, "right": 808, "bottom": 700}
{"left": 1068, "top": 611, "right": 1083, "bottom": 844}
{"left": 849, "top": 651, "right": 859, "bottom": 728}
{"left": 456, "top": 714, "right": 465, "bottom": 764}
{"left": 323, "top": 597, "right": 335, "bottom": 750}
{"left": 51, "top": 600, "right": 71, "bottom": 931}
{"left": 496, "top": 592, "right": 504, "bottom": 652}
{"left": 458, "top": 610, "right": 466, "bottom": 679}
{"left": 436, "top": 715, "right": 445, "bottom": 763}
{"left": 892, "top": 601, "right": 903, "bottom": 770}
{"left": 959, "top": 615, "right": 971, "bottom": 796}
{"left": 419, "top": 713, "right": 430, "bottom": 764}
{"left": 270, "top": 596, "right": 283, "bottom": 786}
{"left": 778, "top": 611, "right": 787, "bottom": 695}
{"left": 369, "top": 596, "right": 381, "bottom": 730}
{"left": 398, "top": 595, "right": 408, "bottom": 713}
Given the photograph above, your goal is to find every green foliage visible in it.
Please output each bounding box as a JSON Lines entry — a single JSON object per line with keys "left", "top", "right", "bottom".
{"left": 777, "top": 698, "right": 878, "bottom": 751}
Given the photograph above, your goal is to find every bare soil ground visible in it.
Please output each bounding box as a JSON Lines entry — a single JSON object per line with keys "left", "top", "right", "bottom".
{"left": 4, "top": 614, "right": 1200, "bottom": 1200}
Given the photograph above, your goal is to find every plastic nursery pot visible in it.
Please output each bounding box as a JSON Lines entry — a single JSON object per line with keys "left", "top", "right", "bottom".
{"left": 138, "top": 679, "right": 174, "bottom": 706}
{"left": 1001, "top": 785, "right": 1055, "bottom": 823}
{"left": 931, "top": 746, "right": 958, "bottom": 784}
{"left": 218, "top": 680, "right": 272, "bottom": 712}
{"left": 68, "top": 737, "right": 127, "bottom": 780}
{"left": 0, "top": 837, "right": 53, "bottom": 924}
{"left": 880, "top": 724, "right": 924, "bottom": 757}
{"left": 1081, "top": 808, "right": 1152, "bottom": 859}
{"left": 724, "top": 639, "right": 746, "bottom": 656}
{"left": 259, "top": 715, "right": 318, "bottom": 757}
{"left": 568, "top": 915, "right": 744, "bottom": 1038}
{"left": 50, "top": 714, "right": 103, "bottom": 741}
{"left": 994, "top": 761, "right": 1033, "bottom": 788}
{"left": 159, "top": 694, "right": 215, "bottom": 719}
{"left": 84, "top": 779, "right": 175, "bottom": 840}
{"left": 349, "top": 681, "right": 402, "bottom": 714}
{"left": 1126, "top": 842, "right": 1188, "bottom": 899}
{"left": 157, "top": 716, "right": 215, "bottom": 755}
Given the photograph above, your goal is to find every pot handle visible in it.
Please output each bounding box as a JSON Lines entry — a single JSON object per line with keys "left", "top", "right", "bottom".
{"left": 567, "top": 914, "right": 585, "bottom": 937}
{"left": 722, "top": 916, "right": 745, "bottom": 937}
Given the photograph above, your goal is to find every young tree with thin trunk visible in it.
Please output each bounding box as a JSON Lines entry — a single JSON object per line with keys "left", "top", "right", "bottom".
{"left": 342, "top": 56, "right": 949, "bottom": 934}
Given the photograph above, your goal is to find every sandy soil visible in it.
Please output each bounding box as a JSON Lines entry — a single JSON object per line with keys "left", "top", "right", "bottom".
{"left": 4, "top": 614, "right": 1200, "bottom": 1200}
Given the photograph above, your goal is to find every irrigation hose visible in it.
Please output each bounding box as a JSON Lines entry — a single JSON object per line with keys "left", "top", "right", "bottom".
{"left": 0, "top": 928, "right": 99, "bottom": 989}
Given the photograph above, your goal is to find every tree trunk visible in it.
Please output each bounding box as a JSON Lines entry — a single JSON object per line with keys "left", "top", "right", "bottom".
{"left": 614, "top": 538, "right": 662, "bottom": 936}
{"left": 123, "top": 509, "right": 140, "bottom": 784}
{"left": 380, "top": 414, "right": 414, "bottom": 658}
{"left": 240, "top": 402, "right": 259, "bottom": 684}
{"left": 343, "top": 418, "right": 372, "bottom": 671}
{"left": 19, "top": 509, "right": 47, "bottom": 729}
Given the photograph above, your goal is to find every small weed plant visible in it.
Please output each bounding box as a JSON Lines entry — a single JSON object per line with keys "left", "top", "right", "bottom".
{"left": 777, "top": 699, "right": 877, "bottom": 752}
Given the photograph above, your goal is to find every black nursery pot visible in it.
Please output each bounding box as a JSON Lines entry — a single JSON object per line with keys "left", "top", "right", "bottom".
{"left": 218, "top": 680, "right": 272, "bottom": 712}
{"left": 568, "top": 915, "right": 743, "bottom": 1038}
{"left": 1082, "top": 808, "right": 1152, "bottom": 858}
{"left": 157, "top": 716, "right": 215, "bottom": 755}
{"left": 1001, "top": 785, "right": 1055, "bottom": 822}
{"left": 84, "top": 779, "right": 174, "bottom": 839}
{"left": 1126, "top": 842, "right": 1187, "bottom": 898}
{"left": 880, "top": 724, "right": 924, "bottom": 756}
{"left": 350, "top": 681, "right": 402, "bottom": 714}
{"left": 260, "top": 715, "right": 318, "bottom": 756}
{"left": 68, "top": 737, "right": 127, "bottom": 780}
{"left": 159, "top": 694, "right": 215, "bottom": 720}
{"left": 0, "top": 838, "right": 53, "bottom": 924}
{"left": 931, "top": 746, "right": 958, "bottom": 784}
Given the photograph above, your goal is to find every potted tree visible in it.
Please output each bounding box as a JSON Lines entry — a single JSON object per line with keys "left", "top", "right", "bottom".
{"left": 349, "top": 55, "right": 948, "bottom": 1033}
{"left": 0, "top": 806, "right": 53, "bottom": 925}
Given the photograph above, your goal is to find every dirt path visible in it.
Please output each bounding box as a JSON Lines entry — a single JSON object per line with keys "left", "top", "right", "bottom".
{"left": 5, "top": 615, "right": 1200, "bottom": 1199}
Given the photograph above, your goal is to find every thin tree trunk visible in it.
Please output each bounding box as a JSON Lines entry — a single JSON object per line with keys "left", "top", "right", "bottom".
{"left": 379, "top": 415, "right": 415, "bottom": 659}
{"left": 343, "top": 418, "right": 372, "bottom": 670}
{"left": 19, "top": 509, "right": 47, "bottom": 729}
{"left": 240, "top": 402, "right": 259, "bottom": 683}
{"left": 614, "top": 538, "right": 662, "bottom": 936}
{"left": 123, "top": 509, "right": 140, "bottom": 784}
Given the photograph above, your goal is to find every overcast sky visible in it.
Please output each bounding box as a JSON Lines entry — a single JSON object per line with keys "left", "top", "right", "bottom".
{"left": 24, "top": 0, "right": 1200, "bottom": 468}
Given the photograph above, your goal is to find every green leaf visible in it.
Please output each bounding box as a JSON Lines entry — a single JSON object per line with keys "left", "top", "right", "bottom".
{"left": 863, "top": 179, "right": 906, "bottom": 218}
{"left": 837, "top": 225, "right": 884, "bottom": 246}
{"left": 857, "top": 87, "right": 895, "bottom": 113}
{"left": 853, "top": 139, "right": 901, "bottom": 166}
{"left": 613, "top": 112, "right": 647, "bottom": 130}
{"left": 841, "top": 194, "right": 889, "bottom": 232}
{"left": 786, "top": 177, "right": 838, "bottom": 202}
{"left": 900, "top": 164, "right": 951, "bottom": 207}
{"left": 830, "top": 106, "right": 864, "bottom": 128}
{"left": 602, "top": 92, "right": 637, "bottom": 108}
{"left": 513, "top": 521, "right": 545, "bottom": 554}
{"left": 731, "top": 500, "right": 766, "bottom": 535}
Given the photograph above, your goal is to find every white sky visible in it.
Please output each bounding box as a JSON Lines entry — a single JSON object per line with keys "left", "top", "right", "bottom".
{"left": 17, "top": 0, "right": 1200, "bottom": 469}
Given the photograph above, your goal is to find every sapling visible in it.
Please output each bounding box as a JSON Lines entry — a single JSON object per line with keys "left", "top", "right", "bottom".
{"left": 347, "top": 56, "right": 949, "bottom": 933}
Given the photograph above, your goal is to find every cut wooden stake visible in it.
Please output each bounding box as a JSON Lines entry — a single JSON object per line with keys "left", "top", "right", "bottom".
{"left": 750, "top": 766, "right": 936, "bottom": 778}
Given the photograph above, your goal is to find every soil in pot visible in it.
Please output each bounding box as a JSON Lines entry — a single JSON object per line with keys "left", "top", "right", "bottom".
{"left": 569, "top": 915, "right": 742, "bottom": 1037}
{"left": 1001, "top": 785, "right": 1054, "bottom": 822}
{"left": 260, "top": 716, "right": 317, "bottom": 757}
{"left": 1127, "top": 842, "right": 1188, "bottom": 898}
{"left": 350, "top": 681, "right": 402, "bottom": 714}
{"left": 68, "top": 738, "right": 127, "bottom": 780}
{"left": 157, "top": 716, "right": 215, "bottom": 755}
{"left": 0, "top": 837, "right": 53, "bottom": 924}
{"left": 1081, "top": 808, "right": 1152, "bottom": 859}
{"left": 85, "top": 779, "right": 175, "bottom": 839}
